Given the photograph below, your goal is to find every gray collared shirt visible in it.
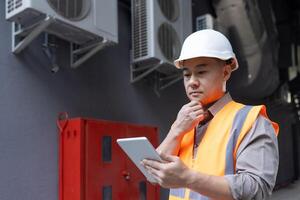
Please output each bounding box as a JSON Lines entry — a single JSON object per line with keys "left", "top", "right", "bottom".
{"left": 194, "top": 93, "right": 279, "bottom": 200}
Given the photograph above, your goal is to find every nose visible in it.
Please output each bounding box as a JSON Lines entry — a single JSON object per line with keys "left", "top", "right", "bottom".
{"left": 188, "top": 74, "right": 200, "bottom": 88}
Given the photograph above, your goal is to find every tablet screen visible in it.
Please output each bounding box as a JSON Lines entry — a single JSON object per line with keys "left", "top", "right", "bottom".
{"left": 117, "top": 137, "right": 162, "bottom": 183}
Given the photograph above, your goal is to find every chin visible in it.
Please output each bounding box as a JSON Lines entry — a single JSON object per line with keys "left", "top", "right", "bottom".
{"left": 189, "top": 96, "right": 202, "bottom": 102}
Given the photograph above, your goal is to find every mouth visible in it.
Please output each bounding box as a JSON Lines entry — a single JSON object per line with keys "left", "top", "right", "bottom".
{"left": 189, "top": 91, "right": 202, "bottom": 97}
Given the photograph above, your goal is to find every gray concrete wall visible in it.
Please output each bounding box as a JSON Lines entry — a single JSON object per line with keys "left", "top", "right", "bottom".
{"left": 0, "top": 2, "right": 186, "bottom": 200}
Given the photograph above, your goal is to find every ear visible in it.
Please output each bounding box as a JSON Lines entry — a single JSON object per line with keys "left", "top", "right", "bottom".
{"left": 223, "top": 64, "right": 232, "bottom": 81}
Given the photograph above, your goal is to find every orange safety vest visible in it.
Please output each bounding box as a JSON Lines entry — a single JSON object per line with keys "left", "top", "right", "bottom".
{"left": 169, "top": 101, "right": 279, "bottom": 200}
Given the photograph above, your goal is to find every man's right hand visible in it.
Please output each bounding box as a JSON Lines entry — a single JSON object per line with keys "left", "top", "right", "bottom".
{"left": 171, "top": 101, "right": 205, "bottom": 137}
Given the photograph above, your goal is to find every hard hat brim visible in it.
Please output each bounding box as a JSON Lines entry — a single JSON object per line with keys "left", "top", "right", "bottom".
{"left": 174, "top": 55, "right": 239, "bottom": 71}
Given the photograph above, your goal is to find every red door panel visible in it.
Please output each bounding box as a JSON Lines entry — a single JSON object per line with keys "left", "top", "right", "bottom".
{"left": 85, "top": 120, "right": 128, "bottom": 199}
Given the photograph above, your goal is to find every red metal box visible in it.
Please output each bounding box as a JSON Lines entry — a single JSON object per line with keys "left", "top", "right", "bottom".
{"left": 58, "top": 118, "right": 160, "bottom": 200}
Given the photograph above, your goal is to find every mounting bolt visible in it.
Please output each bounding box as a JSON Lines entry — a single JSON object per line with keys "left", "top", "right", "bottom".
{"left": 122, "top": 171, "right": 131, "bottom": 181}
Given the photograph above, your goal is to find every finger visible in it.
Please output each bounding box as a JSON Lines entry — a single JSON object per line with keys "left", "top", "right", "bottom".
{"left": 188, "top": 109, "right": 205, "bottom": 119}
{"left": 145, "top": 165, "right": 163, "bottom": 183}
{"left": 189, "top": 105, "right": 204, "bottom": 112}
{"left": 159, "top": 152, "right": 178, "bottom": 162}
{"left": 193, "top": 110, "right": 205, "bottom": 118}
{"left": 146, "top": 165, "right": 161, "bottom": 176}
{"left": 145, "top": 166, "right": 160, "bottom": 183}
{"left": 185, "top": 105, "right": 203, "bottom": 114}
{"left": 142, "top": 159, "right": 163, "bottom": 170}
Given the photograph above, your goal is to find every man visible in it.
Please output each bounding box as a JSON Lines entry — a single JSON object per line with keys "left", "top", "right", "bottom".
{"left": 142, "top": 29, "right": 279, "bottom": 200}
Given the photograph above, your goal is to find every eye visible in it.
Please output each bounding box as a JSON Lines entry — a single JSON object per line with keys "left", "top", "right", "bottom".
{"left": 183, "top": 73, "right": 191, "bottom": 78}
{"left": 197, "top": 71, "right": 206, "bottom": 75}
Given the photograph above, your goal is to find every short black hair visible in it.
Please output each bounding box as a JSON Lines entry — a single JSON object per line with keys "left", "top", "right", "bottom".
{"left": 225, "top": 58, "right": 233, "bottom": 65}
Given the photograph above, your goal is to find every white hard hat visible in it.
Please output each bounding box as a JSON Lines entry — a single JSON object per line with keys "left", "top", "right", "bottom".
{"left": 174, "top": 29, "right": 238, "bottom": 71}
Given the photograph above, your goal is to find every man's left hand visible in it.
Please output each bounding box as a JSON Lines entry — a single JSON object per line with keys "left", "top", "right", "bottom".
{"left": 141, "top": 153, "right": 191, "bottom": 188}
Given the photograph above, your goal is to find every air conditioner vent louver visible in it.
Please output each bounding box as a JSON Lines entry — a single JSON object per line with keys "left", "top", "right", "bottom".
{"left": 197, "top": 16, "right": 207, "bottom": 30}
{"left": 7, "top": 0, "right": 23, "bottom": 13}
{"left": 196, "top": 14, "right": 214, "bottom": 31}
{"left": 7, "top": 0, "right": 14, "bottom": 14}
{"left": 47, "top": 0, "right": 90, "bottom": 21}
{"left": 158, "top": 23, "right": 180, "bottom": 62}
{"left": 15, "top": 0, "right": 22, "bottom": 9}
{"left": 133, "top": 0, "right": 148, "bottom": 59}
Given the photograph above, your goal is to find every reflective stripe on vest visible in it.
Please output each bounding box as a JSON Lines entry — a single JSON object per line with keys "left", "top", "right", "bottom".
{"left": 225, "top": 105, "right": 252, "bottom": 175}
{"left": 169, "top": 188, "right": 185, "bottom": 198}
{"left": 189, "top": 190, "right": 209, "bottom": 200}
{"left": 169, "top": 102, "right": 278, "bottom": 200}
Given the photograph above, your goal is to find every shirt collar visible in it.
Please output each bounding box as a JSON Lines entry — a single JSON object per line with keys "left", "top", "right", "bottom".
{"left": 208, "top": 93, "right": 232, "bottom": 117}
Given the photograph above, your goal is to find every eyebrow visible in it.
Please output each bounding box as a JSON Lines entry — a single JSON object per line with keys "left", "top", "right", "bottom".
{"left": 195, "top": 63, "right": 208, "bottom": 68}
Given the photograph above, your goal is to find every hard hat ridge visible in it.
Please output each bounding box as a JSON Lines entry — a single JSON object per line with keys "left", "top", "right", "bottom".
{"left": 174, "top": 29, "right": 239, "bottom": 71}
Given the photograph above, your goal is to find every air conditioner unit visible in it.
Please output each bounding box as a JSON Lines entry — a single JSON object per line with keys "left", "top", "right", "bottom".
{"left": 196, "top": 14, "right": 215, "bottom": 31}
{"left": 6, "top": 0, "right": 118, "bottom": 68}
{"left": 131, "top": 0, "right": 192, "bottom": 85}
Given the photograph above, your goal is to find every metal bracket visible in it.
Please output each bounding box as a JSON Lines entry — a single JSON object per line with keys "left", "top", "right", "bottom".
{"left": 155, "top": 73, "right": 183, "bottom": 91}
{"left": 11, "top": 15, "right": 110, "bottom": 69}
{"left": 70, "top": 39, "right": 111, "bottom": 68}
{"left": 131, "top": 60, "right": 182, "bottom": 95}
{"left": 130, "top": 60, "right": 164, "bottom": 83}
{"left": 152, "top": 72, "right": 182, "bottom": 96}
{"left": 12, "top": 16, "right": 53, "bottom": 54}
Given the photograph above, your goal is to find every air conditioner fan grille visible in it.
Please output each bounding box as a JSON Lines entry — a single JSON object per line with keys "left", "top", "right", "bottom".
{"left": 47, "top": 0, "right": 90, "bottom": 21}
{"left": 158, "top": 23, "right": 180, "bottom": 62}
{"left": 157, "top": 0, "right": 179, "bottom": 22}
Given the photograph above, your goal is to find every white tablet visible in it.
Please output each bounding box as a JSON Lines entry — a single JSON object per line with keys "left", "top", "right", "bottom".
{"left": 117, "top": 137, "right": 162, "bottom": 183}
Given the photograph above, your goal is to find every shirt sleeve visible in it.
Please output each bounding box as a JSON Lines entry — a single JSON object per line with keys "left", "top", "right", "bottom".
{"left": 224, "top": 115, "right": 279, "bottom": 200}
